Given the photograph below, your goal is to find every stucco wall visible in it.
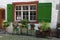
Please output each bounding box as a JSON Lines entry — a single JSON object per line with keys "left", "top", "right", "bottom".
{"left": 0, "top": 0, "right": 59, "bottom": 29}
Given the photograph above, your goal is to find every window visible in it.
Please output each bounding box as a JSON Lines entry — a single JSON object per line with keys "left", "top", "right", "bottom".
{"left": 15, "top": 6, "right": 21, "bottom": 21}
{"left": 16, "top": 11, "right": 21, "bottom": 20}
{"left": 30, "top": 11, "right": 36, "bottom": 20}
{"left": 23, "top": 6, "right": 28, "bottom": 10}
{"left": 16, "top": 6, "right": 21, "bottom": 10}
{"left": 16, "top": 6, "right": 19, "bottom": 10}
{"left": 15, "top": 5, "right": 37, "bottom": 22}
{"left": 23, "top": 11, "right": 28, "bottom": 19}
{"left": 30, "top": 5, "right": 36, "bottom": 10}
{"left": 19, "top": 6, "right": 21, "bottom": 10}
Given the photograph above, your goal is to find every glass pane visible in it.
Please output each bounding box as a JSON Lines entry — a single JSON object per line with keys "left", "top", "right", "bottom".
{"left": 16, "top": 6, "right": 19, "bottom": 10}
{"left": 23, "top": 11, "right": 28, "bottom": 15}
{"left": 23, "top": 15, "right": 28, "bottom": 19}
{"left": 16, "top": 11, "right": 19, "bottom": 15}
{"left": 16, "top": 11, "right": 21, "bottom": 20}
{"left": 16, "top": 16, "right": 21, "bottom": 20}
{"left": 16, "top": 11, "right": 18, "bottom": 20}
{"left": 19, "top": 11, "right": 21, "bottom": 16}
{"left": 30, "top": 11, "right": 36, "bottom": 20}
{"left": 33, "top": 16, "right": 36, "bottom": 20}
{"left": 30, "top": 16, "right": 33, "bottom": 20}
{"left": 23, "top": 11, "right": 28, "bottom": 19}
{"left": 30, "top": 11, "right": 36, "bottom": 15}
{"left": 23, "top": 11, "right": 25, "bottom": 15}
{"left": 26, "top": 12, "right": 28, "bottom": 15}
{"left": 23, "top": 6, "right": 28, "bottom": 10}
{"left": 23, "top": 16, "right": 25, "bottom": 19}
{"left": 32, "top": 16, "right": 36, "bottom": 20}
{"left": 33, "top": 11, "right": 36, "bottom": 15}
{"left": 30, "top": 5, "right": 36, "bottom": 10}
{"left": 19, "top": 6, "right": 21, "bottom": 10}
{"left": 30, "top": 11, "right": 32, "bottom": 15}
{"left": 26, "top": 15, "right": 28, "bottom": 19}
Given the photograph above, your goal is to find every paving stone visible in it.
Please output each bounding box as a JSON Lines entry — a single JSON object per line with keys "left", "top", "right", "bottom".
{"left": 0, "top": 34, "right": 60, "bottom": 40}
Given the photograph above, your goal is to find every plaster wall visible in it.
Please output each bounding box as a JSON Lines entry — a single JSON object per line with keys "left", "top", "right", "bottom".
{"left": 0, "top": 0, "right": 59, "bottom": 29}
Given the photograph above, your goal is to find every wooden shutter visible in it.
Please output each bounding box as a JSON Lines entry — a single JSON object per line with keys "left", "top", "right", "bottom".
{"left": 7, "top": 4, "right": 13, "bottom": 22}
{"left": 38, "top": 3, "right": 52, "bottom": 22}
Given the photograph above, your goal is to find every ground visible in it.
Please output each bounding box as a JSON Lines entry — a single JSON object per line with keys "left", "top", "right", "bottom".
{"left": 0, "top": 34, "right": 60, "bottom": 40}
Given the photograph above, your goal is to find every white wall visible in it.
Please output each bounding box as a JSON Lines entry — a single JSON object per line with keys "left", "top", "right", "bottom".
{"left": 0, "top": 0, "right": 59, "bottom": 29}
{"left": 51, "top": 0, "right": 59, "bottom": 29}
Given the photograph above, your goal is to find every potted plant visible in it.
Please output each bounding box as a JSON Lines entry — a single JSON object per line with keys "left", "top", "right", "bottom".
{"left": 2, "top": 22, "right": 9, "bottom": 30}
{"left": 13, "top": 22, "right": 19, "bottom": 34}
{"left": 2, "top": 22, "right": 10, "bottom": 33}
{"left": 29, "top": 23, "right": 35, "bottom": 36}
{"left": 20, "top": 19, "right": 28, "bottom": 35}
{"left": 40, "top": 22, "right": 50, "bottom": 31}
{"left": 39, "top": 21, "right": 51, "bottom": 37}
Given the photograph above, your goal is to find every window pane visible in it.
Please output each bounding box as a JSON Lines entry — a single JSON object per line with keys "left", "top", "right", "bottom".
{"left": 16, "top": 16, "right": 21, "bottom": 20}
{"left": 19, "top": 11, "right": 21, "bottom": 16}
{"left": 16, "top": 11, "right": 19, "bottom": 15}
{"left": 16, "top": 11, "right": 19, "bottom": 20}
{"left": 30, "top": 16, "right": 33, "bottom": 20}
{"left": 30, "top": 11, "right": 36, "bottom": 20}
{"left": 23, "top": 11, "right": 28, "bottom": 19}
{"left": 23, "top": 13, "right": 25, "bottom": 15}
{"left": 33, "top": 16, "right": 36, "bottom": 20}
{"left": 33, "top": 11, "right": 36, "bottom": 15}
{"left": 23, "top": 6, "right": 28, "bottom": 10}
{"left": 30, "top": 12, "right": 32, "bottom": 15}
{"left": 23, "top": 11, "right": 28, "bottom": 15}
{"left": 26, "top": 12, "right": 28, "bottom": 15}
{"left": 19, "top": 6, "right": 21, "bottom": 10}
{"left": 30, "top": 11, "right": 36, "bottom": 15}
{"left": 26, "top": 15, "right": 28, "bottom": 19}
{"left": 16, "top": 6, "right": 21, "bottom": 10}
{"left": 30, "top": 5, "right": 36, "bottom": 10}
{"left": 16, "top": 11, "right": 21, "bottom": 20}
{"left": 23, "top": 16, "right": 25, "bottom": 19}
{"left": 23, "top": 15, "right": 28, "bottom": 19}
{"left": 16, "top": 6, "right": 19, "bottom": 10}
{"left": 23, "top": 11, "right": 26, "bottom": 15}
{"left": 30, "top": 16, "right": 36, "bottom": 20}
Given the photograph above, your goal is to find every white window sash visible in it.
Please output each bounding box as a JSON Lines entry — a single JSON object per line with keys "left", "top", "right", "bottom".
{"left": 28, "top": 5, "right": 30, "bottom": 21}
{"left": 15, "top": 4, "right": 37, "bottom": 22}
{"left": 21, "top": 5, "right": 23, "bottom": 20}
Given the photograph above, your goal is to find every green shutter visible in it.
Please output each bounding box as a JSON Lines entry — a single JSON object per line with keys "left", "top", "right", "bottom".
{"left": 38, "top": 3, "right": 52, "bottom": 22}
{"left": 7, "top": 4, "right": 13, "bottom": 22}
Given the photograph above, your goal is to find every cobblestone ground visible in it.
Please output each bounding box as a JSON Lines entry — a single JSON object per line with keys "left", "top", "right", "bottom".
{"left": 0, "top": 34, "right": 60, "bottom": 40}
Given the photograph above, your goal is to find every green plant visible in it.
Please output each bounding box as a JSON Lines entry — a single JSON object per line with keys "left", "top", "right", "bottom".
{"left": 2, "top": 22, "right": 10, "bottom": 29}
{"left": 20, "top": 19, "right": 28, "bottom": 34}
{"left": 38, "top": 21, "right": 51, "bottom": 37}
{"left": 13, "top": 27, "right": 19, "bottom": 34}
{"left": 20, "top": 19, "right": 28, "bottom": 28}
{"left": 40, "top": 21, "right": 50, "bottom": 31}
{"left": 13, "top": 22, "right": 19, "bottom": 34}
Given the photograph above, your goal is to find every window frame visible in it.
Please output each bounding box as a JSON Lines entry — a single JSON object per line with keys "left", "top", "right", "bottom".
{"left": 13, "top": 1, "right": 38, "bottom": 23}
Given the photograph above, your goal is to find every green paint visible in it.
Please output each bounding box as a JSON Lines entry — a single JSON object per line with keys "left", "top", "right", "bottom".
{"left": 38, "top": 3, "right": 52, "bottom": 22}
{"left": 7, "top": 4, "right": 13, "bottom": 22}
